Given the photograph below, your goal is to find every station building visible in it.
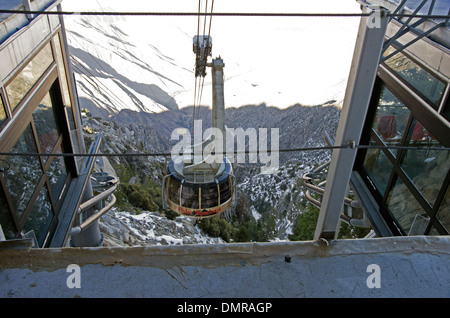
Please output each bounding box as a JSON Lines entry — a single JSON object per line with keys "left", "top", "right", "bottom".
{"left": 0, "top": 0, "right": 104, "bottom": 248}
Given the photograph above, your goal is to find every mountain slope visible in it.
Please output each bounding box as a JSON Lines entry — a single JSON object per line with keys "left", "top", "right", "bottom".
{"left": 65, "top": 15, "right": 193, "bottom": 116}
{"left": 82, "top": 102, "right": 342, "bottom": 243}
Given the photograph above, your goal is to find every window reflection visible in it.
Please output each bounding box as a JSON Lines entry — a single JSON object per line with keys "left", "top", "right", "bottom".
{"left": 401, "top": 118, "right": 449, "bottom": 206}
{"left": 0, "top": 97, "right": 6, "bottom": 129}
{"left": 0, "top": 188, "right": 16, "bottom": 239}
{"left": 201, "top": 186, "right": 219, "bottom": 208}
{"left": 23, "top": 186, "right": 53, "bottom": 245}
{"left": 181, "top": 186, "right": 199, "bottom": 209}
{"left": 443, "top": 102, "right": 450, "bottom": 122}
{"left": 47, "top": 146, "right": 68, "bottom": 202}
{"left": 386, "top": 176, "right": 425, "bottom": 234}
{"left": 6, "top": 43, "right": 53, "bottom": 112}
{"left": 436, "top": 187, "right": 449, "bottom": 233}
{"left": 54, "top": 35, "right": 76, "bottom": 131}
{"left": 372, "top": 86, "right": 410, "bottom": 156}
{"left": 5, "top": 125, "right": 43, "bottom": 219}
{"left": 32, "top": 92, "right": 59, "bottom": 161}
{"left": 363, "top": 137, "right": 393, "bottom": 195}
{"left": 383, "top": 46, "right": 446, "bottom": 108}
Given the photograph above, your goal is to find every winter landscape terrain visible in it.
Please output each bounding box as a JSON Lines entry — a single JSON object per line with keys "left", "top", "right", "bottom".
{"left": 62, "top": 0, "right": 370, "bottom": 245}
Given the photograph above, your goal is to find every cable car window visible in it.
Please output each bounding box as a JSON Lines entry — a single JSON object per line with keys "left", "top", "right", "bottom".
{"left": 219, "top": 180, "right": 231, "bottom": 203}
{"left": 168, "top": 179, "right": 181, "bottom": 203}
{"left": 181, "top": 186, "right": 199, "bottom": 209}
{"left": 201, "top": 186, "right": 218, "bottom": 208}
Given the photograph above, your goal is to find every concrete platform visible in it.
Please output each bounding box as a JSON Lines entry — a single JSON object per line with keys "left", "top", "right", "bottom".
{"left": 0, "top": 236, "right": 449, "bottom": 298}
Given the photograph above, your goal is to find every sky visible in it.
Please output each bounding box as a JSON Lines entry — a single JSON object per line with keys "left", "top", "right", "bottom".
{"left": 62, "top": 0, "right": 362, "bottom": 110}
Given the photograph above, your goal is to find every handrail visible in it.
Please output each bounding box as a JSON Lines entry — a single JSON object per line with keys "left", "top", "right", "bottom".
{"left": 70, "top": 193, "right": 116, "bottom": 235}
{"left": 302, "top": 130, "right": 371, "bottom": 228}
{"left": 78, "top": 183, "right": 118, "bottom": 212}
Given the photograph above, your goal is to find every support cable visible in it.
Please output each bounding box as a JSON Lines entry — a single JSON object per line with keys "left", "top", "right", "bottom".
{"left": 192, "top": 0, "right": 202, "bottom": 128}
{"left": 1, "top": 144, "right": 449, "bottom": 158}
{"left": 0, "top": 10, "right": 449, "bottom": 19}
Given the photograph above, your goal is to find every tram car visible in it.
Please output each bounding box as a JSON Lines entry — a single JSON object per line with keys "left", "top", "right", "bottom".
{"left": 163, "top": 155, "right": 235, "bottom": 218}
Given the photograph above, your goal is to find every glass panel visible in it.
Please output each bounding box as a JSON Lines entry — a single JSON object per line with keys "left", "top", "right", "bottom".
{"left": 408, "top": 214, "right": 430, "bottom": 235}
{"left": 363, "top": 137, "right": 394, "bottom": 195}
{"left": 436, "top": 186, "right": 449, "bottom": 233}
{"left": 0, "top": 187, "right": 16, "bottom": 239}
{"left": 383, "top": 46, "right": 446, "bottom": 108}
{"left": 401, "top": 118, "right": 450, "bottom": 206}
{"left": 22, "top": 186, "right": 53, "bottom": 246}
{"left": 54, "top": 35, "right": 82, "bottom": 172}
{"left": 219, "top": 180, "right": 232, "bottom": 203}
{"left": 32, "top": 92, "right": 59, "bottom": 161}
{"left": 386, "top": 176, "right": 426, "bottom": 234}
{"left": 6, "top": 42, "right": 53, "bottom": 112}
{"left": 168, "top": 178, "right": 181, "bottom": 203}
{"left": 428, "top": 225, "right": 441, "bottom": 235}
{"left": 443, "top": 101, "right": 450, "bottom": 123}
{"left": 54, "top": 35, "right": 76, "bottom": 131}
{"left": 201, "top": 186, "right": 219, "bottom": 208}
{"left": 181, "top": 186, "right": 199, "bottom": 209}
{"left": 4, "top": 125, "right": 43, "bottom": 219}
{"left": 0, "top": 96, "right": 6, "bottom": 129}
{"left": 372, "top": 86, "right": 410, "bottom": 156}
{"left": 47, "top": 146, "right": 68, "bottom": 202}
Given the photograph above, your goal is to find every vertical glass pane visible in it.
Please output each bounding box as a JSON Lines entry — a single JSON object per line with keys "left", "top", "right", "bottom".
{"left": 443, "top": 102, "right": 450, "bottom": 123}
{"left": 32, "top": 92, "right": 59, "bottom": 160}
{"left": 181, "top": 186, "right": 199, "bottom": 209}
{"left": 372, "top": 86, "right": 410, "bottom": 156}
{"left": 54, "top": 35, "right": 82, "bottom": 172}
{"left": 401, "top": 118, "right": 450, "bottom": 206}
{"left": 0, "top": 187, "right": 16, "bottom": 239}
{"left": 201, "top": 186, "right": 219, "bottom": 208}
{"left": 168, "top": 178, "right": 181, "bottom": 203}
{"left": 54, "top": 35, "right": 76, "bottom": 131}
{"left": 22, "top": 186, "right": 53, "bottom": 246}
{"left": 4, "top": 125, "right": 43, "bottom": 219}
{"left": 386, "top": 176, "right": 426, "bottom": 234}
{"left": 47, "top": 146, "right": 68, "bottom": 202}
{"left": 363, "top": 138, "right": 394, "bottom": 195}
{"left": 6, "top": 43, "right": 53, "bottom": 112}
{"left": 0, "top": 96, "right": 6, "bottom": 129}
{"left": 383, "top": 46, "right": 446, "bottom": 108}
{"left": 436, "top": 186, "right": 449, "bottom": 233}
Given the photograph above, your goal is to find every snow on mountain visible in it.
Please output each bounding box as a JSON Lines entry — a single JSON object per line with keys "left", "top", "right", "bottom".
{"left": 63, "top": 6, "right": 194, "bottom": 116}
{"left": 62, "top": 0, "right": 361, "bottom": 116}
{"left": 60, "top": 0, "right": 363, "bottom": 245}
{"left": 100, "top": 209, "right": 225, "bottom": 247}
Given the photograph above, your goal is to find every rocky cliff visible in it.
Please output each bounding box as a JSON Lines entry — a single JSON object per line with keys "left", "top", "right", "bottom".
{"left": 81, "top": 101, "right": 342, "bottom": 245}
